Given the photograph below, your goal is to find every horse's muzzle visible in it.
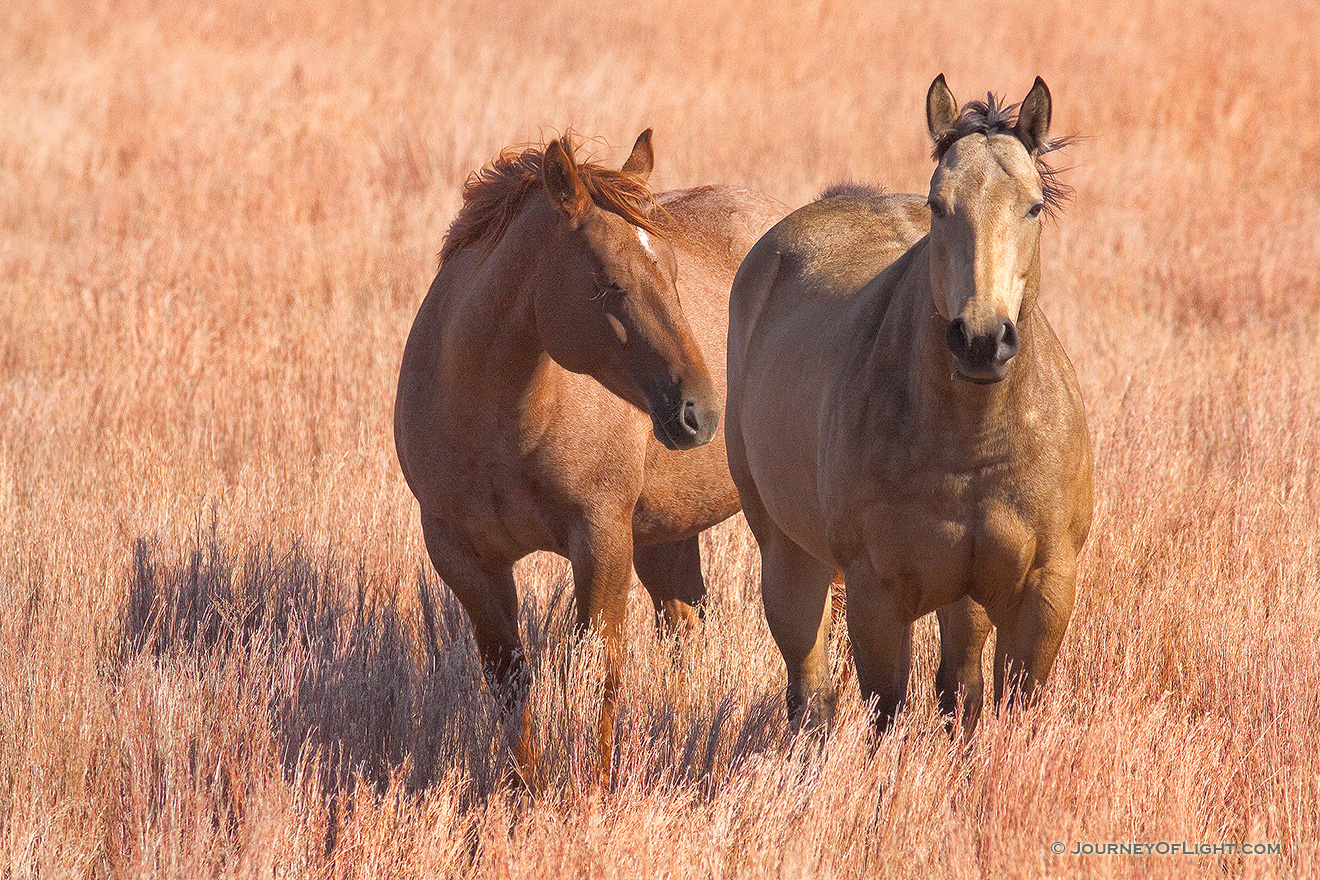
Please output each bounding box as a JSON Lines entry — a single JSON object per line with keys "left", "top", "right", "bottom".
{"left": 648, "top": 386, "right": 719, "bottom": 450}
{"left": 946, "top": 317, "right": 1019, "bottom": 384}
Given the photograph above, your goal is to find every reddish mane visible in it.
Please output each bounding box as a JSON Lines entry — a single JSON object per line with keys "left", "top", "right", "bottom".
{"left": 439, "top": 133, "right": 666, "bottom": 266}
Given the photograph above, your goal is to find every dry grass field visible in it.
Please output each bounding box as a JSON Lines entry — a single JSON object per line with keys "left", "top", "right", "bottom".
{"left": 3, "top": 0, "right": 1318, "bottom": 876}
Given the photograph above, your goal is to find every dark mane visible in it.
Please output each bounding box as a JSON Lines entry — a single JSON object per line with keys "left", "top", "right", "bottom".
{"left": 932, "top": 93, "right": 1074, "bottom": 216}
{"left": 818, "top": 182, "right": 888, "bottom": 201}
{"left": 439, "top": 133, "right": 666, "bottom": 267}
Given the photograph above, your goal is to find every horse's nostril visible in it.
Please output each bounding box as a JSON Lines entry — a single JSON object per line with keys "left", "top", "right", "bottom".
{"left": 948, "top": 317, "right": 1018, "bottom": 373}
{"left": 945, "top": 318, "right": 972, "bottom": 359}
{"left": 680, "top": 397, "right": 702, "bottom": 435}
{"left": 997, "top": 319, "right": 1019, "bottom": 361}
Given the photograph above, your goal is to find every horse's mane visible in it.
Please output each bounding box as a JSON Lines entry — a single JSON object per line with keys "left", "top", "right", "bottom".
{"left": 818, "top": 182, "right": 888, "bottom": 200}
{"left": 932, "top": 93, "right": 1074, "bottom": 217}
{"left": 439, "top": 133, "right": 665, "bottom": 267}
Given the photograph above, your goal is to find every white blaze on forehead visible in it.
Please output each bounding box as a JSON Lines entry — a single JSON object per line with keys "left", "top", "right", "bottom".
{"left": 635, "top": 226, "right": 656, "bottom": 258}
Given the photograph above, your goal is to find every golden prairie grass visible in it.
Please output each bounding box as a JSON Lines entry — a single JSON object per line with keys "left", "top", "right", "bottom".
{"left": 2, "top": 0, "right": 1318, "bottom": 876}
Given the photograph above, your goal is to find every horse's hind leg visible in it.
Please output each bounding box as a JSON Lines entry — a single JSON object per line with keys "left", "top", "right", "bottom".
{"left": 633, "top": 536, "right": 705, "bottom": 635}
{"left": 419, "top": 515, "right": 532, "bottom": 782}
{"left": 936, "top": 596, "right": 993, "bottom": 737}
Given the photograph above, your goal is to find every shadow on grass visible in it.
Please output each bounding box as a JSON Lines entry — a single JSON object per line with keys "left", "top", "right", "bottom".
{"left": 116, "top": 516, "right": 513, "bottom": 802}
{"left": 115, "top": 516, "right": 793, "bottom": 808}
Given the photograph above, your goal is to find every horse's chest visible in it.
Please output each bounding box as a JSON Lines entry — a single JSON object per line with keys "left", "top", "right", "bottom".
{"left": 853, "top": 474, "right": 1038, "bottom": 616}
{"left": 440, "top": 468, "right": 561, "bottom": 560}
{"left": 429, "top": 435, "right": 602, "bottom": 560}
{"left": 441, "top": 434, "right": 642, "bottom": 561}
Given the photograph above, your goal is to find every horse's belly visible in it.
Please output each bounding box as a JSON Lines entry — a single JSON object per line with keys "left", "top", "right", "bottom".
{"left": 633, "top": 429, "right": 740, "bottom": 545}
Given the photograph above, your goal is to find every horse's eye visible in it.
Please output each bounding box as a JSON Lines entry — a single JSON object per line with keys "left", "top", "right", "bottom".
{"left": 927, "top": 198, "right": 947, "bottom": 218}
{"left": 595, "top": 278, "right": 626, "bottom": 300}
{"left": 1027, "top": 202, "right": 1045, "bottom": 219}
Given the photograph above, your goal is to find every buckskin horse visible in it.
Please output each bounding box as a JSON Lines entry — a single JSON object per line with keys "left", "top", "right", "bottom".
{"left": 726, "top": 77, "right": 1093, "bottom": 736}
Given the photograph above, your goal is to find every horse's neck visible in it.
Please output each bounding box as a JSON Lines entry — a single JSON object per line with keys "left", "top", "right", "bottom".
{"left": 441, "top": 211, "right": 562, "bottom": 429}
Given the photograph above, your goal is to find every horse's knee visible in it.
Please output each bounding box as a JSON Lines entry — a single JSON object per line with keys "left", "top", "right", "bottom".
{"left": 863, "top": 682, "right": 908, "bottom": 735}
{"left": 843, "top": 569, "right": 915, "bottom": 735}
{"left": 935, "top": 666, "right": 984, "bottom": 738}
{"left": 991, "top": 565, "right": 1076, "bottom": 704}
{"left": 478, "top": 642, "right": 530, "bottom": 710}
{"left": 935, "top": 597, "right": 992, "bottom": 733}
{"left": 935, "top": 661, "right": 980, "bottom": 714}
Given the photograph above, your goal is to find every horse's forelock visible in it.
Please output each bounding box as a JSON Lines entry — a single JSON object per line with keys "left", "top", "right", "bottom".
{"left": 931, "top": 93, "right": 1074, "bottom": 218}
{"left": 930, "top": 93, "right": 1019, "bottom": 160}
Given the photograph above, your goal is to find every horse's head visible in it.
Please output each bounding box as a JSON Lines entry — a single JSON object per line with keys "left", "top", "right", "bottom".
{"left": 925, "top": 75, "right": 1061, "bottom": 384}
{"left": 534, "top": 131, "right": 718, "bottom": 450}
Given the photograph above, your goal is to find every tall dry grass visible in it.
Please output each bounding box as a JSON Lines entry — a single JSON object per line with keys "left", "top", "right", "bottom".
{"left": 2, "top": 0, "right": 1317, "bottom": 876}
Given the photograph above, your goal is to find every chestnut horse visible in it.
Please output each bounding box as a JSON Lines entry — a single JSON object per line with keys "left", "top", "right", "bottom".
{"left": 726, "top": 77, "right": 1093, "bottom": 736}
{"left": 395, "top": 130, "right": 786, "bottom": 778}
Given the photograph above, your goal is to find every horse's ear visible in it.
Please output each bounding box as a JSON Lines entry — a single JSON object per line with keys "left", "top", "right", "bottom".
{"left": 543, "top": 139, "right": 591, "bottom": 217}
{"left": 926, "top": 74, "right": 959, "bottom": 145}
{"left": 1015, "top": 77, "right": 1052, "bottom": 155}
{"left": 621, "top": 128, "right": 654, "bottom": 179}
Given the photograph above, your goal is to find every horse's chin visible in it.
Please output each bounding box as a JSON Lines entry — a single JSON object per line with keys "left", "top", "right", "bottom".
{"left": 952, "top": 365, "right": 1009, "bottom": 385}
{"left": 651, "top": 414, "right": 696, "bottom": 451}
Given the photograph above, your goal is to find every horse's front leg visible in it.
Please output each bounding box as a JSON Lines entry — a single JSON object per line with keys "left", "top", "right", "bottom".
{"left": 990, "top": 553, "right": 1078, "bottom": 708}
{"left": 936, "top": 595, "right": 993, "bottom": 737}
{"left": 757, "top": 532, "right": 837, "bottom": 732}
{"left": 569, "top": 521, "right": 637, "bottom": 786}
{"left": 419, "top": 515, "right": 533, "bottom": 786}
{"left": 842, "top": 561, "right": 916, "bottom": 735}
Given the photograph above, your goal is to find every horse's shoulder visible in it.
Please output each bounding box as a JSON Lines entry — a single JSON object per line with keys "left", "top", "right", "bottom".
{"left": 1014, "top": 307, "right": 1094, "bottom": 535}
{"left": 1026, "top": 308, "right": 1086, "bottom": 406}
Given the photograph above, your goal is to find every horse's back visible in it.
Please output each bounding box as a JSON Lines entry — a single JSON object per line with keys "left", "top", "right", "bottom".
{"left": 729, "top": 190, "right": 927, "bottom": 400}
{"left": 729, "top": 191, "right": 928, "bottom": 374}
{"left": 769, "top": 189, "right": 928, "bottom": 299}
{"left": 658, "top": 185, "right": 790, "bottom": 365}
{"left": 660, "top": 185, "right": 790, "bottom": 274}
